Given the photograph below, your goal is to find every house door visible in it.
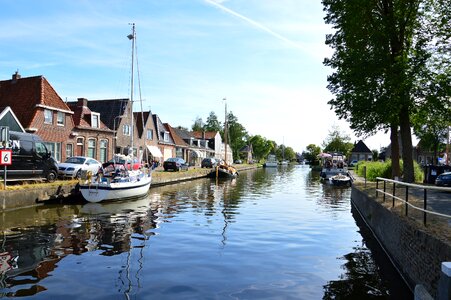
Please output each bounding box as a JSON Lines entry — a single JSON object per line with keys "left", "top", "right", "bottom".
{"left": 76, "top": 137, "right": 84, "bottom": 156}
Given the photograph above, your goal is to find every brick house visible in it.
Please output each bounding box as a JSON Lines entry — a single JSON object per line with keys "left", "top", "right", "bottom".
{"left": 135, "top": 110, "right": 162, "bottom": 163}
{"left": 165, "top": 123, "right": 189, "bottom": 161}
{"left": 66, "top": 98, "right": 114, "bottom": 163}
{"left": 152, "top": 114, "right": 175, "bottom": 162}
{"left": 0, "top": 72, "right": 75, "bottom": 162}
{"left": 349, "top": 140, "right": 373, "bottom": 163}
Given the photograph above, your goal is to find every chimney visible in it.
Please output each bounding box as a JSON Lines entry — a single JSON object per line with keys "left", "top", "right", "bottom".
{"left": 12, "top": 71, "right": 21, "bottom": 81}
{"left": 77, "top": 98, "right": 88, "bottom": 107}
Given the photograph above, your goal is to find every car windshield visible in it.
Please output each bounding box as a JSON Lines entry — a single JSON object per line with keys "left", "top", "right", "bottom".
{"left": 167, "top": 158, "right": 178, "bottom": 162}
{"left": 65, "top": 157, "right": 85, "bottom": 164}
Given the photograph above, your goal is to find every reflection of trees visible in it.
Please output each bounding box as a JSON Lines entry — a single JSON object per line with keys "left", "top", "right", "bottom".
{"left": 322, "top": 206, "right": 413, "bottom": 299}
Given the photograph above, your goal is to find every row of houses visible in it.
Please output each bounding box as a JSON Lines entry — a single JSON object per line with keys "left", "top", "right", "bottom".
{"left": 0, "top": 72, "right": 235, "bottom": 165}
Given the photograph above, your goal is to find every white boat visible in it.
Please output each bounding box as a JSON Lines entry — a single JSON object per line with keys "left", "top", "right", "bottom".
{"left": 80, "top": 24, "right": 151, "bottom": 203}
{"left": 318, "top": 152, "right": 348, "bottom": 180}
{"left": 330, "top": 173, "right": 352, "bottom": 187}
{"left": 264, "top": 154, "right": 278, "bottom": 168}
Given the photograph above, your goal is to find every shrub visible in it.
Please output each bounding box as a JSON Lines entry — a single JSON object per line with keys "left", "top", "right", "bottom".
{"left": 355, "top": 159, "right": 424, "bottom": 182}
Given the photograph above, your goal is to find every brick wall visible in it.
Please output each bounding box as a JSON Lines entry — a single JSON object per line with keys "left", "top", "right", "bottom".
{"left": 351, "top": 187, "right": 451, "bottom": 298}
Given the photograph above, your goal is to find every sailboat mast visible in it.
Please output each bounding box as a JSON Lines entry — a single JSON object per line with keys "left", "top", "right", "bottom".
{"left": 128, "top": 23, "right": 135, "bottom": 157}
{"left": 223, "top": 98, "right": 227, "bottom": 164}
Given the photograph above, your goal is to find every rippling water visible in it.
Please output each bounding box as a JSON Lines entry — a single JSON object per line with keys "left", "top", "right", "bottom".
{"left": 0, "top": 165, "right": 411, "bottom": 299}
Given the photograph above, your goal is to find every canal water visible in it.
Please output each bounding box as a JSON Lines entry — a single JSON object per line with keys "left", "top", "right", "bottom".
{"left": 0, "top": 165, "right": 412, "bottom": 299}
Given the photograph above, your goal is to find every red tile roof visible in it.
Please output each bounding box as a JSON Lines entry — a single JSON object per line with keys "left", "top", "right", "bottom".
{"left": 191, "top": 131, "right": 217, "bottom": 140}
{"left": 0, "top": 74, "right": 71, "bottom": 128}
{"left": 165, "top": 123, "right": 189, "bottom": 147}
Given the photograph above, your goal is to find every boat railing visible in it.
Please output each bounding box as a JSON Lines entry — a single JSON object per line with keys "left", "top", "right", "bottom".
{"left": 374, "top": 177, "right": 451, "bottom": 226}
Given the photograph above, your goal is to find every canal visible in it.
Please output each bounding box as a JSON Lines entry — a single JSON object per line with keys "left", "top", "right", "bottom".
{"left": 0, "top": 165, "right": 412, "bottom": 299}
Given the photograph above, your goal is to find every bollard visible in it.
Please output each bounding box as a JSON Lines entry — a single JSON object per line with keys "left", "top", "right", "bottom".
{"left": 438, "top": 262, "right": 451, "bottom": 300}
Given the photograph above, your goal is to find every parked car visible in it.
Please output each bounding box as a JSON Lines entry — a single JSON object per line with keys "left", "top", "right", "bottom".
{"left": 0, "top": 131, "right": 58, "bottom": 182}
{"left": 435, "top": 172, "right": 451, "bottom": 187}
{"left": 234, "top": 159, "right": 242, "bottom": 164}
{"left": 58, "top": 156, "right": 102, "bottom": 179}
{"left": 164, "top": 158, "right": 189, "bottom": 171}
{"left": 201, "top": 158, "right": 218, "bottom": 168}
{"left": 349, "top": 160, "right": 359, "bottom": 167}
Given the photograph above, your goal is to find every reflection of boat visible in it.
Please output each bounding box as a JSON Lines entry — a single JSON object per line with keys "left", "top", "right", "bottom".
{"left": 263, "top": 154, "right": 278, "bottom": 168}
{"left": 330, "top": 173, "right": 352, "bottom": 187}
{"left": 319, "top": 152, "right": 348, "bottom": 180}
{"left": 79, "top": 24, "right": 151, "bottom": 203}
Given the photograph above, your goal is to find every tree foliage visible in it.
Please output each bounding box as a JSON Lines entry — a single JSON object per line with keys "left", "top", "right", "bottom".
{"left": 322, "top": 126, "right": 354, "bottom": 158}
{"left": 303, "top": 144, "right": 321, "bottom": 165}
{"left": 204, "top": 111, "right": 222, "bottom": 132}
{"left": 191, "top": 116, "right": 204, "bottom": 132}
{"left": 226, "top": 111, "right": 248, "bottom": 160}
{"left": 322, "top": 0, "right": 450, "bottom": 182}
{"left": 249, "top": 135, "right": 274, "bottom": 161}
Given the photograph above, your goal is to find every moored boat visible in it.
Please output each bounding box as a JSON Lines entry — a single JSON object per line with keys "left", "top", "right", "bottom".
{"left": 263, "top": 154, "right": 278, "bottom": 168}
{"left": 330, "top": 173, "right": 352, "bottom": 187}
{"left": 79, "top": 24, "right": 151, "bottom": 203}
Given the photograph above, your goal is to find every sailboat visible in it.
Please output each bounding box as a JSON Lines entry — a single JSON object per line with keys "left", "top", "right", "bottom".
{"left": 208, "top": 98, "right": 238, "bottom": 179}
{"left": 79, "top": 24, "right": 152, "bottom": 203}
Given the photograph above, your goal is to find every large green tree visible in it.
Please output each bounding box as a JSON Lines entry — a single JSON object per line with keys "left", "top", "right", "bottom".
{"left": 226, "top": 111, "right": 248, "bottom": 160}
{"left": 191, "top": 116, "right": 204, "bottom": 131}
{"left": 303, "top": 144, "right": 321, "bottom": 165}
{"left": 204, "top": 111, "right": 222, "bottom": 132}
{"left": 323, "top": 0, "right": 432, "bottom": 182}
{"left": 249, "top": 135, "right": 274, "bottom": 161}
{"left": 322, "top": 126, "right": 354, "bottom": 158}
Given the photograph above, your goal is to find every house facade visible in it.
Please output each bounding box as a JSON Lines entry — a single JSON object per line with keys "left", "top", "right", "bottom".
{"left": 153, "top": 114, "right": 176, "bottom": 162}
{"left": 0, "top": 72, "right": 77, "bottom": 162}
{"left": 165, "top": 123, "right": 189, "bottom": 162}
{"left": 135, "top": 110, "right": 162, "bottom": 163}
{"left": 349, "top": 140, "right": 372, "bottom": 163}
{"left": 66, "top": 98, "right": 114, "bottom": 163}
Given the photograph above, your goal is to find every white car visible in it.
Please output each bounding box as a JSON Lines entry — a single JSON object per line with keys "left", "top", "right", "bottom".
{"left": 58, "top": 156, "right": 102, "bottom": 179}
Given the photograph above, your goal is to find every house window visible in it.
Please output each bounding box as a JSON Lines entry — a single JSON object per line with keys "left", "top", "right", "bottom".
{"left": 57, "top": 112, "right": 65, "bottom": 126}
{"left": 44, "top": 142, "right": 61, "bottom": 162}
{"left": 44, "top": 109, "right": 53, "bottom": 124}
{"left": 91, "top": 113, "right": 100, "bottom": 128}
{"left": 99, "top": 140, "right": 108, "bottom": 163}
{"left": 123, "top": 124, "right": 130, "bottom": 136}
{"left": 163, "top": 131, "right": 169, "bottom": 142}
{"left": 147, "top": 129, "right": 153, "bottom": 140}
{"left": 87, "top": 139, "right": 96, "bottom": 158}
{"left": 66, "top": 143, "right": 73, "bottom": 158}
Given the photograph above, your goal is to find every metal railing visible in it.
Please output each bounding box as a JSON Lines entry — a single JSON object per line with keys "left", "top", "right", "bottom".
{"left": 375, "top": 177, "right": 451, "bottom": 226}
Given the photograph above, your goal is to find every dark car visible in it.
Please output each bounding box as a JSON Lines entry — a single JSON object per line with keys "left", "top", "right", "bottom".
{"left": 435, "top": 172, "right": 451, "bottom": 187}
{"left": 0, "top": 131, "right": 58, "bottom": 182}
{"left": 163, "top": 158, "right": 189, "bottom": 171}
{"left": 201, "top": 158, "right": 218, "bottom": 168}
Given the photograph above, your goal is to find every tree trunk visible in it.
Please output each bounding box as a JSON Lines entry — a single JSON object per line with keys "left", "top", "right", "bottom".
{"left": 390, "top": 123, "right": 401, "bottom": 179}
{"left": 399, "top": 106, "right": 415, "bottom": 182}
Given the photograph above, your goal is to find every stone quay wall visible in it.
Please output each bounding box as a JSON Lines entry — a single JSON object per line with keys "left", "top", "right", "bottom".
{"left": 351, "top": 187, "right": 451, "bottom": 298}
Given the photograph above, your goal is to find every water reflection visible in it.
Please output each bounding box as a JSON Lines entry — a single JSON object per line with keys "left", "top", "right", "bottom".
{"left": 0, "top": 166, "right": 411, "bottom": 299}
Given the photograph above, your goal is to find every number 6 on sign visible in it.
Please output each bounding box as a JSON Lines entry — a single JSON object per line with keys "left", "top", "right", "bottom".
{"left": 0, "top": 150, "right": 12, "bottom": 165}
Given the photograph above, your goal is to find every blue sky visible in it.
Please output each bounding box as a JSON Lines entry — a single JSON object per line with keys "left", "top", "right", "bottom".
{"left": 0, "top": 0, "right": 390, "bottom": 152}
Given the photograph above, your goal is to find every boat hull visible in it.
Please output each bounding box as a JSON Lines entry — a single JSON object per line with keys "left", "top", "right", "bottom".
{"left": 80, "top": 174, "right": 152, "bottom": 203}
{"left": 208, "top": 166, "right": 238, "bottom": 179}
{"left": 263, "top": 162, "right": 278, "bottom": 168}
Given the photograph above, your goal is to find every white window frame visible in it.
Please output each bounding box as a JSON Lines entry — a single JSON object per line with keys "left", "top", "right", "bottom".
{"left": 99, "top": 139, "right": 108, "bottom": 163}
{"left": 87, "top": 139, "right": 96, "bottom": 158}
{"left": 44, "top": 109, "right": 53, "bottom": 124}
{"left": 123, "top": 124, "right": 130, "bottom": 136}
{"left": 91, "top": 113, "right": 100, "bottom": 128}
{"left": 57, "top": 111, "right": 65, "bottom": 126}
{"left": 147, "top": 129, "right": 153, "bottom": 140}
{"left": 66, "top": 143, "right": 73, "bottom": 158}
{"left": 164, "top": 131, "right": 169, "bottom": 142}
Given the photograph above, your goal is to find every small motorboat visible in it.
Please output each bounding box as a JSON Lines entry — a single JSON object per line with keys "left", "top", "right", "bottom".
{"left": 330, "top": 173, "right": 352, "bottom": 187}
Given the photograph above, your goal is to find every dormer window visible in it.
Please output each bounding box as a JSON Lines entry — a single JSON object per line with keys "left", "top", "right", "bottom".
{"left": 163, "top": 131, "right": 169, "bottom": 142}
{"left": 57, "top": 112, "right": 65, "bottom": 126}
{"left": 91, "top": 113, "right": 100, "bottom": 128}
{"left": 44, "top": 109, "right": 53, "bottom": 124}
